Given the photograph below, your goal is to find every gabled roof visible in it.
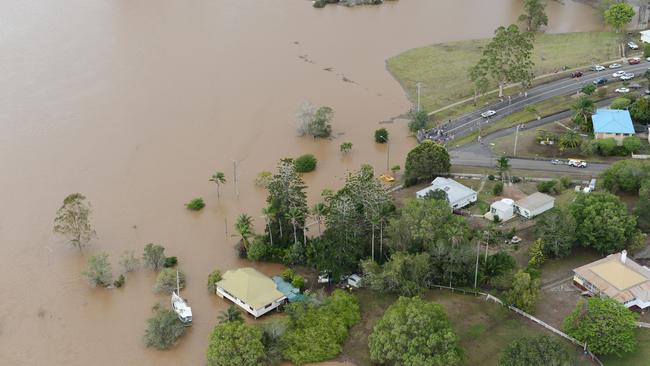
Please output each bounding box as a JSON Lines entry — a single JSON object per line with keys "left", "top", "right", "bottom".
{"left": 515, "top": 192, "right": 554, "bottom": 211}
{"left": 592, "top": 109, "right": 635, "bottom": 134}
{"left": 217, "top": 268, "right": 285, "bottom": 309}
{"left": 416, "top": 177, "right": 476, "bottom": 203}
{"left": 574, "top": 252, "right": 650, "bottom": 304}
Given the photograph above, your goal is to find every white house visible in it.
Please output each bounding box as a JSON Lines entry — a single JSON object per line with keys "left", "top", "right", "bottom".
{"left": 216, "top": 267, "right": 287, "bottom": 318}
{"left": 489, "top": 198, "right": 515, "bottom": 221}
{"left": 416, "top": 177, "right": 477, "bottom": 209}
{"left": 641, "top": 30, "right": 650, "bottom": 44}
{"left": 514, "top": 192, "right": 555, "bottom": 219}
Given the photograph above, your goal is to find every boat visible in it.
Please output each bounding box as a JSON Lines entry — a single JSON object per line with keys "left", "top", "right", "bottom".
{"left": 171, "top": 269, "right": 192, "bottom": 325}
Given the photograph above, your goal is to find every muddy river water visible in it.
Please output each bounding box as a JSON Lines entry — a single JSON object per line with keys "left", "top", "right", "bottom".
{"left": 0, "top": 0, "right": 602, "bottom": 364}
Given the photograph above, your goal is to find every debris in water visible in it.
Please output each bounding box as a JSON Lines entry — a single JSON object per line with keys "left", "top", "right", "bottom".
{"left": 342, "top": 76, "right": 355, "bottom": 83}
{"left": 323, "top": 67, "right": 333, "bottom": 72}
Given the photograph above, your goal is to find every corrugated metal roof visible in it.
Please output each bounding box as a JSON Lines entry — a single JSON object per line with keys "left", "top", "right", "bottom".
{"left": 416, "top": 177, "right": 476, "bottom": 204}
{"left": 574, "top": 253, "right": 650, "bottom": 303}
{"left": 217, "top": 268, "right": 285, "bottom": 309}
{"left": 592, "top": 109, "right": 635, "bottom": 134}
{"left": 515, "top": 192, "right": 554, "bottom": 211}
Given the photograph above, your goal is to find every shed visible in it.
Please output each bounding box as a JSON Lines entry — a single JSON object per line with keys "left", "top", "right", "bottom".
{"left": 216, "top": 268, "right": 287, "bottom": 318}
{"left": 415, "top": 177, "right": 477, "bottom": 209}
{"left": 489, "top": 198, "right": 515, "bottom": 221}
{"left": 514, "top": 192, "right": 555, "bottom": 219}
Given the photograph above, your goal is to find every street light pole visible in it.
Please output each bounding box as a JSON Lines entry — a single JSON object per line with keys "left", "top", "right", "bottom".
{"left": 417, "top": 82, "right": 421, "bottom": 112}
{"left": 514, "top": 125, "right": 520, "bottom": 156}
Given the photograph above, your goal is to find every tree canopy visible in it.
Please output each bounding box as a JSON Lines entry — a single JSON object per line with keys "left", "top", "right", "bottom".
{"left": 471, "top": 25, "right": 535, "bottom": 97}
{"left": 636, "top": 180, "right": 650, "bottom": 232}
{"left": 206, "top": 320, "right": 265, "bottom": 366}
{"left": 368, "top": 296, "right": 461, "bottom": 366}
{"left": 630, "top": 97, "right": 650, "bottom": 123}
{"left": 535, "top": 208, "right": 576, "bottom": 258}
{"left": 143, "top": 306, "right": 186, "bottom": 350}
{"left": 404, "top": 141, "right": 451, "bottom": 184}
{"left": 408, "top": 110, "right": 429, "bottom": 132}
{"left": 361, "top": 252, "right": 432, "bottom": 296}
{"left": 600, "top": 159, "right": 650, "bottom": 193}
{"left": 563, "top": 297, "right": 638, "bottom": 356}
{"left": 53, "top": 193, "right": 96, "bottom": 253}
{"left": 498, "top": 336, "right": 571, "bottom": 366}
{"left": 504, "top": 270, "right": 540, "bottom": 313}
{"left": 570, "top": 192, "right": 642, "bottom": 254}
{"left": 143, "top": 243, "right": 166, "bottom": 271}
{"left": 603, "top": 3, "right": 635, "bottom": 32}
{"left": 81, "top": 252, "right": 113, "bottom": 287}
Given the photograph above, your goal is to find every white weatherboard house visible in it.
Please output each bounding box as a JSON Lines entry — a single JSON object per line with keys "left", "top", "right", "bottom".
{"left": 416, "top": 177, "right": 477, "bottom": 209}
{"left": 514, "top": 192, "right": 555, "bottom": 219}
{"left": 216, "top": 267, "right": 287, "bottom": 318}
{"left": 489, "top": 198, "right": 515, "bottom": 221}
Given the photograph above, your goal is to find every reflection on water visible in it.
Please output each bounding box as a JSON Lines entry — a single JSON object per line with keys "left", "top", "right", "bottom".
{"left": 0, "top": 0, "right": 601, "bottom": 364}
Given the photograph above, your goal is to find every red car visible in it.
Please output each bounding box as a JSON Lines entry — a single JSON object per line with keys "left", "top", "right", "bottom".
{"left": 570, "top": 71, "right": 583, "bottom": 78}
{"left": 628, "top": 58, "right": 641, "bottom": 65}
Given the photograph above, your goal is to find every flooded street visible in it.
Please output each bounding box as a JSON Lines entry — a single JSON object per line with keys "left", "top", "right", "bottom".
{"left": 0, "top": 0, "right": 602, "bottom": 364}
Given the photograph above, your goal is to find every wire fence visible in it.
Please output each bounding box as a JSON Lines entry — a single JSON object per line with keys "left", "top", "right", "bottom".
{"left": 431, "top": 284, "right": 604, "bottom": 366}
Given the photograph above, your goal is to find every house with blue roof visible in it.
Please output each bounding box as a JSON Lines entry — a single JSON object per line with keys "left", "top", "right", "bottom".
{"left": 591, "top": 109, "right": 636, "bottom": 144}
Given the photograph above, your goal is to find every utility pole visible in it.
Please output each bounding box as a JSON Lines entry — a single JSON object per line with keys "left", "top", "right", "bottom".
{"left": 513, "top": 125, "right": 520, "bottom": 156}
{"left": 484, "top": 230, "right": 490, "bottom": 264}
{"left": 233, "top": 160, "right": 239, "bottom": 198}
{"left": 474, "top": 240, "right": 481, "bottom": 288}
{"left": 386, "top": 138, "right": 390, "bottom": 172}
{"left": 417, "top": 82, "right": 422, "bottom": 112}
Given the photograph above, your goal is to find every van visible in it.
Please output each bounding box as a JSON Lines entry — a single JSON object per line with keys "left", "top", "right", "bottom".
{"left": 568, "top": 159, "right": 587, "bottom": 168}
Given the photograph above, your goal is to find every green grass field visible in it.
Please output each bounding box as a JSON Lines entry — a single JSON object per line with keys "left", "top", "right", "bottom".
{"left": 387, "top": 31, "right": 621, "bottom": 115}
{"left": 342, "top": 289, "right": 588, "bottom": 365}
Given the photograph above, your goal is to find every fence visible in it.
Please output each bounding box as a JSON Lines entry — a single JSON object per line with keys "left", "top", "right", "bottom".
{"left": 632, "top": 153, "right": 650, "bottom": 160}
{"left": 432, "top": 285, "right": 604, "bottom": 366}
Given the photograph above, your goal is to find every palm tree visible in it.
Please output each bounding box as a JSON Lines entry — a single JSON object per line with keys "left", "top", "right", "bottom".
{"left": 310, "top": 203, "right": 326, "bottom": 236}
{"left": 571, "top": 96, "right": 595, "bottom": 130}
{"left": 496, "top": 155, "right": 510, "bottom": 181}
{"left": 261, "top": 206, "right": 273, "bottom": 246}
{"left": 234, "top": 213, "right": 254, "bottom": 251}
{"left": 559, "top": 130, "right": 581, "bottom": 151}
{"left": 287, "top": 207, "right": 303, "bottom": 245}
{"left": 209, "top": 172, "right": 226, "bottom": 200}
{"left": 218, "top": 305, "right": 243, "bottom": 323}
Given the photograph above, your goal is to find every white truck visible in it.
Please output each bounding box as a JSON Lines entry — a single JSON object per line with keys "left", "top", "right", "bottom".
{"left": 568, "top": 159, "right": 587, "bottom": 168}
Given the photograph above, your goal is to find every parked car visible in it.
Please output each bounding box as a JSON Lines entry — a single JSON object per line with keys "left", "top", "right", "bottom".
{"left": 345, "top": 274, "right": 362, "bottom": 289}
{"left": 646, "top": 89, "right": 650, "bottom": 95}
{"left": 570, "top": 71, "right": 583, "bottom": 78}
{"left": 628, "top": 41, "right": 639, "bottom": 50}
{"left": 317, "top": 271, "right": 332, "bottom": 284}
{"left": 612, "top": 70, "right": 626, "bottom": 78}
{"left": 629, "top": 58, "right": 641, "bottom": 65}
{"left": 646, "top": 57, "right": 650, "bottom": 62}
{"left": 620, "top": 73, "right": 635, "bottom": 80}
{"left": 591, "top": 65, "right": 606, "bottom": 71}
{"left": 481, "top": 110, "right": 496, "bottom": 118}
{"left": 568, "top": 159, "right": 588, "bottom": 168}
{"left": 629, "top": 83, "right": 642, "bottom": 89}
{"left": 615, "top": 87, "right": 630, "bottom": 93}
{"left": 551, "top": 159, "right": 562, "bottom": 165}
{"left": 609, "top": 63, "right": 622, "bottom": 69}
{"left": 593, "top": 77, "right": 607, "bottom": 85}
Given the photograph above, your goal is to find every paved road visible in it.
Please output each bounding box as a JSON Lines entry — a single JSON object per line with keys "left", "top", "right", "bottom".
{"left": 433, "top": 60, "right": 650, "bottom": 140}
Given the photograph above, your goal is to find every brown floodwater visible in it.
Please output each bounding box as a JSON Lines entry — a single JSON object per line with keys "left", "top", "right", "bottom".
{"left": 0, "top": 0, "right": 602, "bottom": 365}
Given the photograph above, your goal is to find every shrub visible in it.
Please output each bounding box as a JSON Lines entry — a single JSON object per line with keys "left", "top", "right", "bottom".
{"left": 510, "top": 176, "right": 521, "bottom": 183}
{"left": 390, "top": 165, "right": 401, "bottom": 174}
{"left": 185, "top": 198, "right": 205, "bottom": 211}
{"left": 374, "top": 128, "right": 389, "bottom": 143}
{"left": 488, "top": 174, "right": 495, "bottom": 181}
{"left": 291, "top": 274, "right": 305, "bottom": 290}
{"left": 114, "top": 274, "right": 125, "bottom": 288}
{"left": 254, "top": 171, "right": 273, "bottom": 188}
{"left": 559, "top": 176, "right": 571, "bottom": 189}
{"left": 143, "top": 305, "right": 186, "bottom": 350}
{"left": 581, "top": 84, "right": 596, "bottom": 96}
{"left": 610, "top": 97, "right": 631, "bottom": 110}
{"left": 596, "top": 87, "right": 607, "bottom": 98}
{"left": 143, "top": 243, "right": 166, "bottom": 271}
{"left": 623, "top": 136, "right": 641, "bottom": 154}
{"left": 493, "top": 181, "right": 504, "bottom": 195}
{"left": 644, "top": 43, "right": 650, "bottom": 58}
{"left": 537, "top": 180, "right": 558, "bottom": 194}
{"left": 207, "top": 269, "right": 222, "bottom": 293}
{"left": 313, "top": 0, "right": 327, "bottom": 8}
{"left": 339, "top": 142, "right": 352, "bottom": 154}
{"left": 163, "top": 256, "right": 178, "bottom": 268}
{"left": 154, "top": 268, "right": 186, "bottom": 294}
{"left": 294, "top": 154, "right": 317, "bottom": 173}
{"left": 282, "top": 268, "right": 296, "bottom": 281}
{"left": 597, "top": 138, "right": 617, "bottom": 156}
{"left": 498, "top": 336, "right": 570, "bottom": 366}
{"left": 119, "top": 250, "right": 140, "bottom": 272}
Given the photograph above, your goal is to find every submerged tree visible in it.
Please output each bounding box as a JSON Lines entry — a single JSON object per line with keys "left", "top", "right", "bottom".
{"left": 209, "top": 172, "right": 227, "bottom": 200}
{"left": 518, "top": 0, "right": 548, "bottom": 32}
{"left": 143, "top": 305, "right": 186, "bottom": 350}
{"left": 53, "top": 193, "right": 96, "bottom": 253}
{"left": 143, "top": 243, "right": 166, "bottom": 271}
{"left": 81, "top": 252, "right": 113, "bottom": 287}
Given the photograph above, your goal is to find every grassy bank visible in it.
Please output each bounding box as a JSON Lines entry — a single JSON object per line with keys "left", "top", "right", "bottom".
{"left": 387, "top": 31, "right": 621, "bottom": 116}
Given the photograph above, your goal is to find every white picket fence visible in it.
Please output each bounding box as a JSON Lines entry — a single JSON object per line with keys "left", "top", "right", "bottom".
{"left": 632, "top": 153, "right": 650, "bottom": 159}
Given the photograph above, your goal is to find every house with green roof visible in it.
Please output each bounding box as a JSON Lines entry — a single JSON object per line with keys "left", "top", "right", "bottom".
{"left": 592, "top": 109, "right": 636, "bottom": 144}
{"left": 216, "top": 267, "right": 287, "bottom": 318}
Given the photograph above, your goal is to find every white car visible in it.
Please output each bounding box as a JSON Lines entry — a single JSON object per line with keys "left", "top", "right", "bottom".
{"left": 591, "top": 65, "right": 605, "bottom": 71}
{"left": 615, "top": 87, "right": 630, "bottom": 93}
{"left": 568, "top": 159, "right": 588, "bottom": 168}
{"left": 613, "top": 70, "right": 626, "bottom": 78}
{"left": 481, "top": 110, "right": 496, "bottom": 118}
{"left": 628, "top": 41, "right": 639, "bottom": 50}
{"left": 620, "top": 73, "right": 635, "bottom": 80}
{"left": 609, "top": 63, "right": 622, "bottom": 69}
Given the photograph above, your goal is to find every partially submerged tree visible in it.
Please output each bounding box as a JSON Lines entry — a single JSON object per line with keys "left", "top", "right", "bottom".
{"left": 472, "top": 25, "right": 535, "bottom": 97}
{"left": 154, "top": 268, "right": 186, "bottom": 294}
{"left": 369, "top": 296, "right": 461, "bottom": 366}
{"left": 296, "top": 102, "right": 333, "bottom": 138}
{"left": 339, "top": 141, "right": 353, "bottom": 154}
{"left": 81, "top": 252, "right": 113, "bottom": 287}
{"left": 119, "top": 250, "right": 140, "bottom": 272}
{"left": 206, "top": 321, "right": 265, "bottom": 366}
{"left": 234, "top": 213, "right": 254, "bottom": 252}
{"left": 209, "top": 172, "right": 226, "bottom": 200}
{"left": 518, "top": 0, "right": 548, "bottom": 32}
{"left": 143, "top": 243, "right": 166, "bottom": 271}
{"left": 207, "top": 269, "right": 222, "bottom": 293}
{"left": 143, "top": 305, "right": 186, "bottom": 350}
{"left": 53, "top": 193, "right": 96, "bottom": 253}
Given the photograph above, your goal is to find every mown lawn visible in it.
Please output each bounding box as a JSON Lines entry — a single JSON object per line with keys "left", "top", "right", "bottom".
{"left": 341, "top": 289, "right": 590, "bottom": 365}
{"left": 387, "top": 31, "right": 621, "bottom": 114}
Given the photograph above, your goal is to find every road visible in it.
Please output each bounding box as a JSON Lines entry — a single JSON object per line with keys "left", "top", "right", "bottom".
{"left": 434, "top": 60, "right": 649, "bottom": 140}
